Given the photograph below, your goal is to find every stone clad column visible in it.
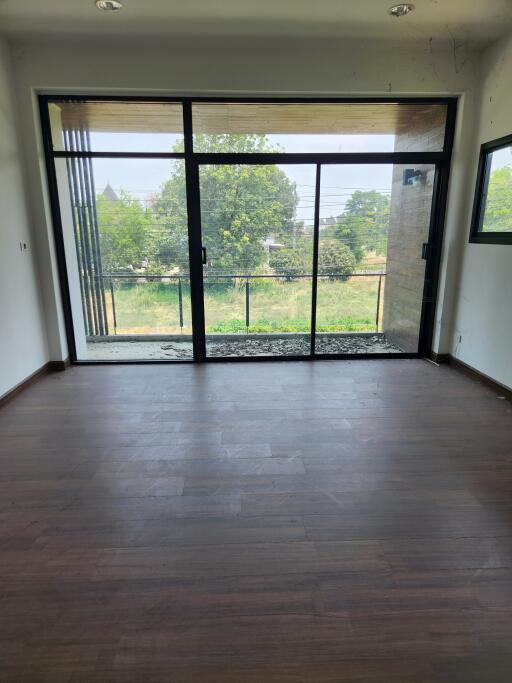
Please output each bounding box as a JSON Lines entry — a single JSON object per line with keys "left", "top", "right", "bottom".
{"left": 382, "top": 108, "right": 446, "bottom": 351}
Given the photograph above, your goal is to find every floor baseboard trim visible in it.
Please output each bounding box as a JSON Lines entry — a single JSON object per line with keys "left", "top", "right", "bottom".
{"left": 429, "top": 352, "right": 450, "bottom": 364}
{"left": 48, "top": 359, "right": 70, "bottom": 372}
{"left": 433, "top": 353, "right": 512, "bottom": 401}
{"left": 0, "top": 359, "right": 69, "bottom": 409}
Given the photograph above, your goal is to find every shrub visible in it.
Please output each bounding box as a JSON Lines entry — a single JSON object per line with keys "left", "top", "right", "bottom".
{"left": 318, "top": 242, "right": 356, "bottom": 281}
{"left": 269, "top": 248, "right": 308, "bottom": 280}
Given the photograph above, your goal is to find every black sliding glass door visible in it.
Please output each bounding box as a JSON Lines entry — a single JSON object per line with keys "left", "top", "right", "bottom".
{"left": 199, "top": 163, "right": 317, "bottom": 358}
{"left": 40, "top": 97, "right": 455, "bottom": 362}
{"left": 314, "top": 163, "right": 436, "bottom": 355}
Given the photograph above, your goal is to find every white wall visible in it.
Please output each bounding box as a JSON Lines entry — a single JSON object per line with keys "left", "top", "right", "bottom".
{"left": 9, "top": 35, "right": 479, "bottom": 362}
{"left": 0, "top": 38, "right": 48, "bottom": 398}
{"left": 450, "top": 32, "right": 512, "bottom": 390}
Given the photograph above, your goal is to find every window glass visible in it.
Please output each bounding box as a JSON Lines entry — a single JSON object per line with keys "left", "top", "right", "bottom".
{"left": 192, "top": 102, "right": 448, "bottom": 153}
{"left": 315, "top": 164, "right": 435, "bottom": 355}
{"left": 481, "top": 145, "right": 512, "bottom": 233}
{"left": 49, "top": 101, "right": 184, "bottom": 153}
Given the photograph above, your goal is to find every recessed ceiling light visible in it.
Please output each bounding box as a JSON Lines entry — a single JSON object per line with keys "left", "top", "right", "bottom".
{"left": 95, "top": 0, "right": 123, "bottom": 11}
{"left": 388, "top": 3, "right": 415, "bottom": 17}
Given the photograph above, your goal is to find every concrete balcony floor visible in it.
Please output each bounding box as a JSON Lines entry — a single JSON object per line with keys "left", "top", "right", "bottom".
{"left": 84, "top": 333, "right": 403, "bottom": 360}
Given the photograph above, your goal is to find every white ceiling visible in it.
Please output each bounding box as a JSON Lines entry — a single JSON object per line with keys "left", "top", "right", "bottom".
{"left": 0, "top": 0, "right": 511, "bottom": 47}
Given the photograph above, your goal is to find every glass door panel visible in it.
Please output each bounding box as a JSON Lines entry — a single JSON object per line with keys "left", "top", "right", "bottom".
{"left": 55, "top": 156, "right": 193, "bottom": 360}
{"left": 315, "top": 164, "right": 435, "bottom": 355}
{"left": 199, "top": 164, "right": 317, "bottom": 357}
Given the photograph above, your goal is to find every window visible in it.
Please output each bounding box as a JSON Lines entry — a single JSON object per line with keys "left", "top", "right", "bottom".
{"left": 40, "top": 96, "right": 456, "bottom": 362}
{"left": 470, "top": 134, "right": 512, "bottom": 245}
{"left": 45, "top": 100, "right": 192, "bottom": 361}
{"left": 192, "top": 102, "right": 448, "bottom": 154}
{"left": 48, "top": 100, "right": 184, "bottom": 152}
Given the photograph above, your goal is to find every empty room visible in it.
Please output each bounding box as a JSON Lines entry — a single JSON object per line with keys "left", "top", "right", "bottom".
{"left": 1, "top": 1, "right": 512, "bottom": 681}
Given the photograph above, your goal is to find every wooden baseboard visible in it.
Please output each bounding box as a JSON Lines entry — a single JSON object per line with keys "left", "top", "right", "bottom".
{"left": 429, "top": 352, "right": 451, "bottom": 364}
{"left": 48, "top": 359, "right": 70, "bottom": 372}
{"left": 430, "top": 353, "right": 512, "bottom": 400}
{"left": 0, "top": 359, "right": 69, "bottom": 409}
{"left": 448, "top": 356, "right": 512, "bottom": 400}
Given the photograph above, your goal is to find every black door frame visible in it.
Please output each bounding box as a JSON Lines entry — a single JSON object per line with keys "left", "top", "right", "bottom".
{"left": 39, "top": 95, "right": 457, "bottom": 364}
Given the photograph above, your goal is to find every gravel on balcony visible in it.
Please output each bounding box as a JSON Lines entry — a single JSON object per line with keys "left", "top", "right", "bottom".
{"left": 85, "top": 333, "right": 402, "bottom": 360}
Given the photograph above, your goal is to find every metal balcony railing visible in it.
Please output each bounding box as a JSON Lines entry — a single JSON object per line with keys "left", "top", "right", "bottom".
{"left": 91, "top": 271, "right": 386, "bottom": 336}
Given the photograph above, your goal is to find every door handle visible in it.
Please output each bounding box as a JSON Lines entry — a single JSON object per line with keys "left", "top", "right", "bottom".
{"left": 201, "top": 247, "right": 207, "bottom": 265}
{"left": 421, "top": 242, "right": 432, "bottom": 260}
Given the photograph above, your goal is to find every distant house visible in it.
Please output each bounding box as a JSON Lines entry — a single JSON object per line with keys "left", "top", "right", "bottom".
{"left": 262, "top": 235, "right": 284, "bottom": 253}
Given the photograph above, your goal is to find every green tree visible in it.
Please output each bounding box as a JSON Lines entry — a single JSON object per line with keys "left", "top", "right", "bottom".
{"left": 329, "top": 216, "right": 366, "bottom": 263}
{"left": 155, "top": 135, "right": 299, "bottom": 274}
{"left": 318, "top": 241, "right": 356, "bottom": 280}
{"left": 151, "top": 159, "right": 190, "bottom": 273}
{"left": 325, "top": 190, "right": 390, "bottom": 263}
{"left": 483, "top": 166, "right": 512, "bottom": 233}
{"left": 343, "top": 189, "right": 390, "bottom": 254}
{"left": 96, "top": 191, "right": 161, "bottom": 272}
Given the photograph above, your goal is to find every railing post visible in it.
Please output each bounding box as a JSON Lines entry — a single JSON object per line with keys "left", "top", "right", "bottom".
{"left": 178, "top": 277, "right": 184, "bottom": 332}
{"left": 110, "top": 277, "right": 117, "bottom": 336}
{"left": 245, "top": 278, "right": 250, "bottom": 333}
{"left": 376, "top": 274, "right": 382, "bottom": 332}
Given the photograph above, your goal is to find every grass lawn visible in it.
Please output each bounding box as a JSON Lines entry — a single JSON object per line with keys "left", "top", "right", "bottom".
{"left": 106, "top": 276, "right": 385, "bottom": 335}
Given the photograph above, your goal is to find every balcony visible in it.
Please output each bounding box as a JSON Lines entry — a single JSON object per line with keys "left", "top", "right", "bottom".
{"left": 83, "top": 270, "right": 403, "bottom": 360}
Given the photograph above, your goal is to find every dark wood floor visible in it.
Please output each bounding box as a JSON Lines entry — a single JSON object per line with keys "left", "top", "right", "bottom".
{"left": 1, "top": 360, "right": 512, "bottom": 682}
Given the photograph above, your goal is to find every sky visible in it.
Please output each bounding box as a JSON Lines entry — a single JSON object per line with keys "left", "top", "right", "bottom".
{"left": 490, "top": 145, "right": 512, "bottom": 172}
{"left": 89, "top": 132, "right": 395, "bottom": 223}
